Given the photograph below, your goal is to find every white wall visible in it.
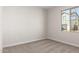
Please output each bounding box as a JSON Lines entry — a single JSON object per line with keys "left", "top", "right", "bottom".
{"left": 43, "top": 9, "right": 48, "bottom": 38}
{"left": 48, "top": 6, "right": 79, "bottom": 47}
{"left": 3, "top": 7, "right": 46, "bottom": 47}
{"left": 0, "top": 7, "right": 3, "bottom": 52}
{"left": 3, "top": 6, "right": 79, "bottom": 48}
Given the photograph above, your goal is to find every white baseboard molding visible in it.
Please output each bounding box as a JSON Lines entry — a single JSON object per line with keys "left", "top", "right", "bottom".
{"left": 3, "top": 38, "right": 45, "bottom": 48}
{"left": 3, "top": 37, "right": 79, "bottom": 48}
{"left": 49, "top": 37, "right": 79, "bottom": 48}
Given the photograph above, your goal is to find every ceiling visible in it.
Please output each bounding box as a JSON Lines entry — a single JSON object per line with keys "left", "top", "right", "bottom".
{"left": 39, "top": 6, "right": 55, "bottom": 9}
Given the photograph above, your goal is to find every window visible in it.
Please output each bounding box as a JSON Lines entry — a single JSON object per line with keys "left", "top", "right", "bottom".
{"left": 61, "top": 7, "right": 79, "bottom": 32}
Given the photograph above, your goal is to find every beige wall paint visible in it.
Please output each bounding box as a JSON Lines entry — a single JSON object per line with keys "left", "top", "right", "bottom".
{"left": 47, "top": 6, "right": 79, "bottom": 47}
{"left": 3, "top": 7, "right": 46, "bottom": 47}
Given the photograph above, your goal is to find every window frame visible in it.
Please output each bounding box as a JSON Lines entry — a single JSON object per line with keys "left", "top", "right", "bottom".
{"left": 61, "top": 6, "right": 79, "bottom": 32}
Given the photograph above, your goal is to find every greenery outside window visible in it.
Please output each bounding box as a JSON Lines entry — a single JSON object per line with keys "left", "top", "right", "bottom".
{"left": 61, "top": 7, "right": 79, "bottom": 32}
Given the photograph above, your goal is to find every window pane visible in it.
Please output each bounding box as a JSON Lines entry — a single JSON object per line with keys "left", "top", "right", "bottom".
{"left": 61, "top": 7, "right": 79, "bottom": 32}
{"left": 70, "top": 7, "right": 79, "bottom": 32}
{"left": 62, "top": 9, "right": 70, "bottom": 31}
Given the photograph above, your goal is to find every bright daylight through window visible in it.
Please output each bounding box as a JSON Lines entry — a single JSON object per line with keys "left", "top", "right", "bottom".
{"left": 61, "top": 7, "right": 79, "bottom": 32}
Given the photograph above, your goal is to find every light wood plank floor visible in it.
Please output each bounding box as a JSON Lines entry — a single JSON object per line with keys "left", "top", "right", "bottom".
{"left": 3, "top": 39, "right": 79, "bottom": 53}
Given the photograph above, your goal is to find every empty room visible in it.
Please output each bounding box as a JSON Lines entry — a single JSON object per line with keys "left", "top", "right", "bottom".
{"left": 2, "top": 6, "right": 79, "bottom": 53}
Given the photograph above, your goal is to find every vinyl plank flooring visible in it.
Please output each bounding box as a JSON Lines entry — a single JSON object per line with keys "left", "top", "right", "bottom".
{"left": 3, "top": 39, "right": 79, "bottom": 53}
